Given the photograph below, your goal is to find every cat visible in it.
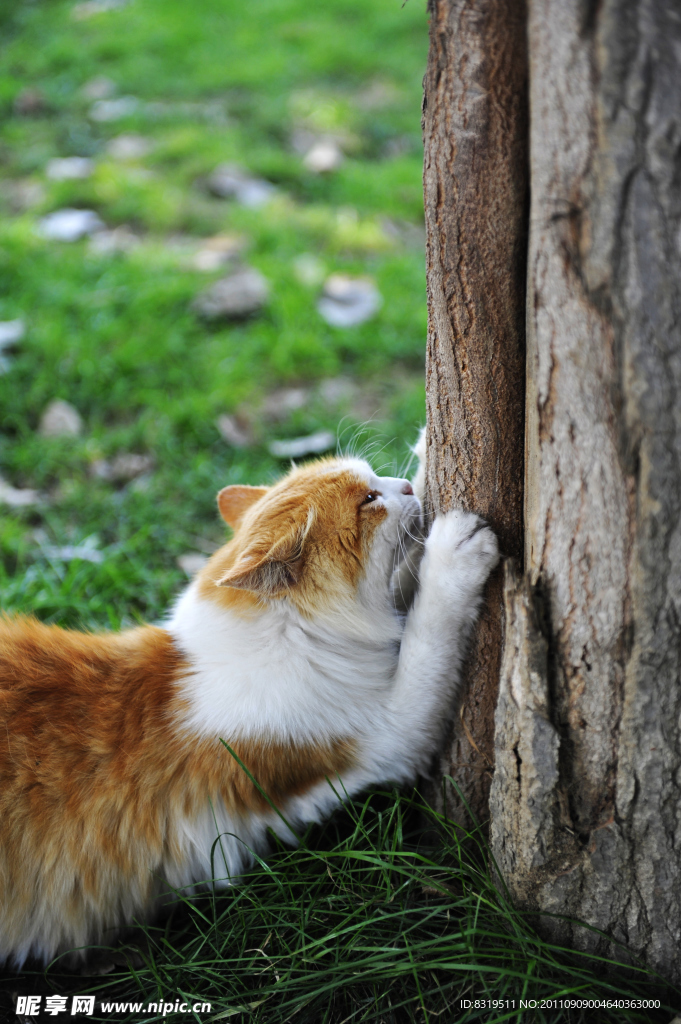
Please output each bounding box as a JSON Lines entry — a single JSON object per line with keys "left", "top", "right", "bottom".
{"left": 0, "top": 443, "right": 498, "bottom": 966}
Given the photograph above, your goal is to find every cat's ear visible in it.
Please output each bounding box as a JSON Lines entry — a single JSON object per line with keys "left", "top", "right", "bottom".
{"left": 217, "top": 512, "right": 314, "bottom": 596}
{"left": 217, "top": 485, "right": 268, "bottom": 529}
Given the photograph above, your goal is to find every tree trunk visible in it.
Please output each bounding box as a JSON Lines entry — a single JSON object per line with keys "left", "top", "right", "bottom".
{"left": 489, "top": 0, "right": 681, "bottom": 981}
{"left": 422, "top": 0, "right": 528, "bottom": 826}
{"left": 424, "top": 0, "right": 681, "bottom": 983}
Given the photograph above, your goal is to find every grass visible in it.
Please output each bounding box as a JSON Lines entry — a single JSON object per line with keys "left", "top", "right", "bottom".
{"left": 3, "top": 786, "right": 676, "bottom": 1023}
{"left": 0, "top": 1, "right": 677, "bottom": 1021}
{"left": 0, "top": 0, "right": 427, "bottom": 630}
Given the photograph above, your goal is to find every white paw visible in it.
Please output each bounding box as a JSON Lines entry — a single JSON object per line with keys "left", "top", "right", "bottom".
{"left": 424, "top": 510, "right": 499, "bottom": 590}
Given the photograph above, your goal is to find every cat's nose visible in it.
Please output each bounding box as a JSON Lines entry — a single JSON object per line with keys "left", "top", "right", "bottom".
{"left": 401, "top": 482, "right": 414, "bottom": 495}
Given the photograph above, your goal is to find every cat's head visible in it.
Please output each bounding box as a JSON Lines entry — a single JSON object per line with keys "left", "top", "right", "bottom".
{"left": 196, "top": 458, "right": 420, "bottom": 616}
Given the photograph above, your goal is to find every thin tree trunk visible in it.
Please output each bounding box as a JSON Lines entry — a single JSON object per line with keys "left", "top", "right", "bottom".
{"left": 422, "top": 0, "right": 528, "bottom": 825}
{"left": 489, "top": 0, "right": 681, "bottom": 981}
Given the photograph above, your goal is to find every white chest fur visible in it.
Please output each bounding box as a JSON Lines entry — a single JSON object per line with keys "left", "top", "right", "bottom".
{"left": 167, "top": 581, "right": 403, "bottom": 745}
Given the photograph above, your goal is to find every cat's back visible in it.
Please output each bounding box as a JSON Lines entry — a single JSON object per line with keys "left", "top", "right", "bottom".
{"left": 0, "top": 615, "right": 191, "bottom": 964}
{"left": 0, "top": 615, "right": 186, "bottom": 823}
{"left": 0, "top": 614, "right": 183, "bottom": 733}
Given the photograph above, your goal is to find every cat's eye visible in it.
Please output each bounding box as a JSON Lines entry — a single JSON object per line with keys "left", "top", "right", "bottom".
{"left": 361, "top": 491, "right": 380, "bottom": 505}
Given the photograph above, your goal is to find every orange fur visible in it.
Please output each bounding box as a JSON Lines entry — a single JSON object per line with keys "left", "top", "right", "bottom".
{"left": 199, "top": 459, "right": 387, "bottom": 616}
{"left": 0, "top": 615, "right": 354, "bottom": 959}
{"left": 217, "top": 485, "right": 268, "bottom": 529}
{"left": 0, "top": 456, "right": 411, "bottom": 964}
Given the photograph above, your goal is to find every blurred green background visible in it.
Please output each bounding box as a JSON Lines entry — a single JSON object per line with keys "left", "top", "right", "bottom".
{"left": 0, "top": 0, "right": 428, "bottom": 629}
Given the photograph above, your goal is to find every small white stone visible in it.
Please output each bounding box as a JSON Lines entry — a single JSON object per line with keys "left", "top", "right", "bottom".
{"left": 0, "top": 320, "right": 25, "bottom": 350}
{"left": 268, "top": 431, "right": 335, "bottom": 459}
{"left": 89, "top": 96, "right": 138, "bottom": 122}
{"left": 38, "top": 209, "right": 105, "bottom": 242}
{"left": 216, "top": 415, "right": 252, "bottom": 448}
{"left": 289, "top": 128, "right": 317, "bottom": 156}
{"left": 46, "top": 157, "right": 94, "bottom": 181}
{"left": 193, "top": 268, "right": 269, "bottom": 320}
{"left": 72, "top": 0, "right": 127, "bottom": 20}
{"left": 106, "top": 134, "right": 152, "bottom": 160}
{"left": 90, "top": 453, "right": 153, "bottom": 482}
{"left": 6, "top": 180, "right": 46, "bottom": 212}
{"left": 111, "top": 453, "right": 153, "bottom": 480}
{"left": 236, "top": 180, "right": 277, "bottom": 209}
{"left": 192, "top": 249, "right": 230, "bottom": 272}
{"left": 42, "top": 543, "right": 104, "bottom": 563}
{"left": 88, "top": 226, "right": 140, "bottom": 254}
{"left": 191, "top": 234, "right": 245, "bottom": 272}
{"left": 0, "top": 477, "right": 41, "bottom": 507}
{"left": 206, "top": 164, "right": 277, "bottom": 208}
{"left": 0, "top": 319, "right": 24, "bottom": 372}
{"left": 316, "top": 377, "right": 357, "bottom": 405}
{"left": 90, "top": 459, "right": 111, "bottom": 480}
{"left": 39, "top": 399, "right": 83, "bottom": 438}
{"left": 303, "top": 139, "right": 344, "bottom": 174}
{"left": 317, "top": 274, "right": 382, "bottom": 328}
{"left": 206, "top": 164, "right": 247, "bottom": 198}
{"left": 177, "top": 552, "right": 209, "bottom": 577}
{"left": 261, "top": 388, "right": 309, "bottom": 421}
{"left": 81, "top": 76, "right": 116, "bottom": 100}
{"left": 293, "top": 253, "right": 326, "bottom": 287}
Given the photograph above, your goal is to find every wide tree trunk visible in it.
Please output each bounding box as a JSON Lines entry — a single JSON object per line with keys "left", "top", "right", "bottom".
{"left": 424, "top": 0, "right": 681, "bottom": 984}
{"left": 422, "top": 0, "right": 528, "bottom": 826}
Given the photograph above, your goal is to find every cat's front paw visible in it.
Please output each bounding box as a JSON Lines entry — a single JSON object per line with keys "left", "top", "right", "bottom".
{"left": 424, "top": 510, "right": 499, "bottom": 593}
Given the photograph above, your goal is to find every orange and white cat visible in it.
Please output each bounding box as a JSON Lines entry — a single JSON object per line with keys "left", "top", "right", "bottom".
{"left": 0, "top": 446, "right": 498, "bottom": 965}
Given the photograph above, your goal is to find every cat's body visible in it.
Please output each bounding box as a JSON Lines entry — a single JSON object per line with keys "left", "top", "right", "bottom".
{"left": 0, "top": 452, "right": 498, "bottom": 966}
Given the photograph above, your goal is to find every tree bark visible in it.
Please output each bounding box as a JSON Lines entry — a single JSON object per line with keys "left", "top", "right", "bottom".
{"left": 489, "top": 0, "right": 681, "bottom": 982}
{"left": 422, "top": 0, "right": 528, "bottom": 825}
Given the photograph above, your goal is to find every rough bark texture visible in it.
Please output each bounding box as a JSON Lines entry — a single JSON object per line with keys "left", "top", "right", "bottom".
{"left": 490, "top": 0, "right": 681, "bottom": 982}
{"left": 422, "top": 0, "right": 528, "bottom": 824}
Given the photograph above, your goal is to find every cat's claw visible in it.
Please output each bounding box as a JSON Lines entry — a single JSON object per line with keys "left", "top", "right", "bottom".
{"left": 424, "top": 510, "right": 499, "bottom": 591}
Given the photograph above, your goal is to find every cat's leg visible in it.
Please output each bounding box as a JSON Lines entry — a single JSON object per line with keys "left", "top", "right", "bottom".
{"left": 377, "top": 509, "right": 499, "bottom": 781}
{"left": 281, "top": 511, "right": 497, "bottom": 825}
